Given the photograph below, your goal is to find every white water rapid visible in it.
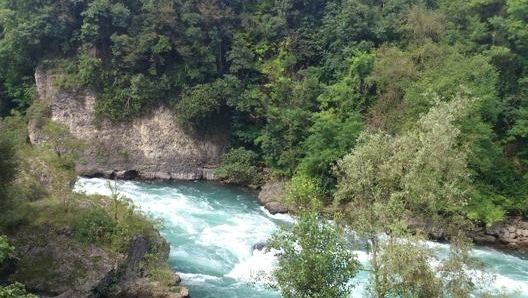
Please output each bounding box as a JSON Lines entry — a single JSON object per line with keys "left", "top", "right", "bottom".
{"left": 74, "top": 177, "right": 528, "bottom": 297}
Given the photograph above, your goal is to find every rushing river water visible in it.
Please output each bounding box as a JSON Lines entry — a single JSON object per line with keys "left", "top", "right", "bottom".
{"left": 74, "top": 177, "right": 528, "bottom": 297}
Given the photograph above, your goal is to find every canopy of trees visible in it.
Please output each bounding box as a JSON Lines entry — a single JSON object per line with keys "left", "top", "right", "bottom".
{"left": 1, "top": 0, "right": 527, "bottom": 223}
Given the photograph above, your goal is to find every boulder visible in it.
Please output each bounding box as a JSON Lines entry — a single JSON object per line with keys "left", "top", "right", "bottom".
{"left": 252, "top": 242, "right": 267, "bottom": 251}
{"left": 265, "top": 201, "right": 289, "bottom": 214}
{"left": 257, "top": 180, "right": 289, "bottom": 214}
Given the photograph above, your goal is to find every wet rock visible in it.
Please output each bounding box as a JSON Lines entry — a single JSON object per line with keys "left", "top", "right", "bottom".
{"left": 252, "top": 242, "right": 267, "bottom": 251}
{"left": 265, "top": 201, "right": 288, "bottom": 214}
{"left": 139, "top": 171, "right": 172, "bottom": 180}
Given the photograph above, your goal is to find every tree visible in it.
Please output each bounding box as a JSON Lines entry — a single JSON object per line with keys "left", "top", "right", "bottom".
{"left": 42, "top": 121, "right": 83, "bottom": 161}
{"left": 296, "top": 52, "right": 370, "bottom": 194}
{"left": 262, "top": 176, "right": 359, "bottom": 298}
{"left": 41, "top": 120, "right": 84, "bottom": 211}
{"left": 0, "top": 235, "right": 14, "bottom": 263}
{"left": 175, "top": 77, "right": 239, "bottom": 132}
{"left": 334, "top": 96, "right": 482, "bottom": 297}
{"left": 397, "top": 5, "right": 446, "bottom": 44}
{"left": 367, "top": 45, "right": 418, "bottom": 131}
{"left": 297, "top": 110, "right": 363, "bottom": 194}
{"left": 0, "top": 122, "right": 18, "bottom": 198}
{"left": 267, "top": 212, "right": 359, "bottom": 298}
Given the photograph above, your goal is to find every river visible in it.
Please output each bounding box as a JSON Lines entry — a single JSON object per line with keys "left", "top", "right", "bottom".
{"left": 74, "top": 177, "right": 528, "bottom": 297}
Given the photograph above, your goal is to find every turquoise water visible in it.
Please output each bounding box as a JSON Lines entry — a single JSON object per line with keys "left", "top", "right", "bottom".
{"left": 74, "top": 177, "right": 528, "bottom": 297}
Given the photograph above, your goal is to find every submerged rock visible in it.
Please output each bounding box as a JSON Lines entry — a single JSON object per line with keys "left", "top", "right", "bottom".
{"left": 252, "top": 242, "right": 267, "bottom": 251}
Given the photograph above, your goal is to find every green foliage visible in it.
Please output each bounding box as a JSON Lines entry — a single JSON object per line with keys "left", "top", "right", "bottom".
{"left": 0, "top": 235, "right": 14, "bottom": 263}
{"left": 73, "top": 205, "right": 117, "bottom": 244}
{"left": 0, "top": 122, "right": 18, "bottom": 197}
{"left": 0, "top": 114, "right": 37, "bottom": 228}
{"left": 256, "top": 107, "right": 310, "bottom": 174}
{"left": 371, "top": 239, "right": 442, "bottom": 297}
{"left": 397, "top": 5, "right": 446, "bottom": 44}
{"left": 297, "top": 110, "right": 363, "bottom": 194}
{"left": 39, "top": 120, "right": 85, "bottom": 212}
{"left": 404, "top": 53, "right": 499, "bottom": 122}
{"left": 293, "top": 53, "right": 369, "bottom": 193}
{"left": 41, "top": 121, "right": 84, "bottom": 164}
{"left": 0, "top": 282, "right": 37, "bottom": 298}
{"left": 0, "top": 238, "right": 35, "bottom": 298}
{"left": 175, "top": 78, "right": 234, "bottom": 132}
{"left": 334, "top": 97, "right": 481, "bottom": 297}
{"left": 267, "top": 212, "right": 360, "bottom": 298}
{"left": 2, "top": 0, "right": 528, "bottom": 295}
{"left": 283, "top": 175, "right": 322, "bottom": 212}
{"left": 0, "top": 0, "right": 526, "bottom": 227}
{"left": 215, "top": 147, "right": 260, "bottom": 185}
{"left": 71, "top": 190, "right": 159, "bottom": 253}
{"left": 336, "top": 97, "right": 472, "bottom": 226}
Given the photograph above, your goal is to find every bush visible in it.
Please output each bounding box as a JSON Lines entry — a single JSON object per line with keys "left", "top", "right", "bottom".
{"left": 0, "top": 282, "right": 37, "bottom": 298}
{"left": 73, "top": 207, "right": 117, "bottom": 245}
{"left": 0, "top": 124, "right": 18, "bottom": 196}
{"left": 0, "top": 235, "right": 14, "bottom": 263}
{"left": 215, "top": 147, "right": 260, "bottom": 185}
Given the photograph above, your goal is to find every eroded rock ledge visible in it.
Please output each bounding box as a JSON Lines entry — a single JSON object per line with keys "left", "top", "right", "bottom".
{"left": 471, "top": 217, "right": 528, "bottom": 249}
{"left": 30, "top": 68, "right": 227, "bottom": 181}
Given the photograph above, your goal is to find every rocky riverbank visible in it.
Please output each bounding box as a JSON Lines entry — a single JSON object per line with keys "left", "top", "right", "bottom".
{"left": 256, "top": 180, "right": 528, "bottom": 251}
{"left": 471, "top": 217, "right": 528, "bottom": 251}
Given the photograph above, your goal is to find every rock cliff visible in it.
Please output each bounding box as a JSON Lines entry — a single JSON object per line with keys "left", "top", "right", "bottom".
{"left": 6, "top": 224, "right": 188, "bottom": 298}
{"left": 30, "top": 68, "right": 227, "bottom": 180}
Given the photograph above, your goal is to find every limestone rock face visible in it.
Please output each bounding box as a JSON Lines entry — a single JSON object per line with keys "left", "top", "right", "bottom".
{"left": 30, "top": 68, "right": 227, "bottom": 180}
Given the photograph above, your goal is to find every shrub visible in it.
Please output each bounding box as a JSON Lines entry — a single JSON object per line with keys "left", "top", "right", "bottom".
{"left": 215, "top": 147, "right": 260, "bottom": 185}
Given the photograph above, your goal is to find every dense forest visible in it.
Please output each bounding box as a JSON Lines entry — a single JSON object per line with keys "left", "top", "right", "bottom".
{"left": 1, "top": 0, "right": 528, "bottom": 296}
{"left": 2, "top": 0, "right": 526, "bottom": 224}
